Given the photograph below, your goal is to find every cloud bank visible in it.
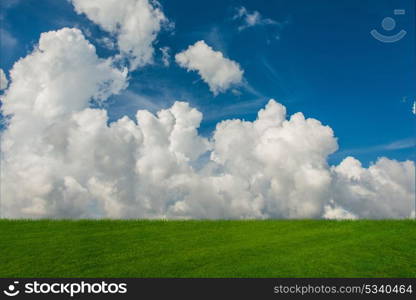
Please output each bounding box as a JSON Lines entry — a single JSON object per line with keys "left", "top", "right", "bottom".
{"left": 175, "top": 40, "right": 244, "bottom": 95}
{"left": 70, "top": 0, "right": 170, "bottom": 70}
{"left": 1, "top": 0, "right": 414, "bottom": 220}
{"left": 1, "top": 26, "right": 414, "bottom": 219}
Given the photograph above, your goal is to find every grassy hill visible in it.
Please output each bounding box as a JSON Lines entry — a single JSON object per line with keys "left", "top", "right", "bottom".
{"left": 0, "top": 220, "right": 415, "bottom": 277}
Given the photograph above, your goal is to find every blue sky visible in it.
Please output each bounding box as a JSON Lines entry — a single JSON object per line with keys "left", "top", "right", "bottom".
{"left": 1, "top": 0, "right": 415, "bottom": 166}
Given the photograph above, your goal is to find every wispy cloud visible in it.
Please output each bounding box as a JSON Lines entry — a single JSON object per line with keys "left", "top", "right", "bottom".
{"left": 383, "top": 138, "right": 416, "bottom": 150}
{"left": 159, "top": 46, "right": 171, "bottom": 67}
{"left": 0, "top": 28, "right": 17, "bottom": 49}
{"left": 233, "top": 6, "right": 278, "bottom": 31}
{"left": 332, "top": 138, "right": 416, "bottom": 159}
{"left": 202, "top": 96, "right": 268, "bottom": 121}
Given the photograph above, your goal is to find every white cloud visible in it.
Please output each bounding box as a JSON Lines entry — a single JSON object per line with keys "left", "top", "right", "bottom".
{"left": 175, "top": 40, "right": 244, "bottom": 95}
{"left": 233, "top": 6, "right": 278, "bottom": 31}
{"left": 330, "top": 157, "right": 415, "bottom": 219}
{"left": 1, "top": 28, "right": 127, "bottom": 120}
{"left": 1, "top": 28, "right": 414, "bottom": 220}
{"left": 1, "top": 28, "right": 128, "bottom": 218}
{"left": 70, "top": 0, "right": 170, "bottom": 70}
{"left": 323, "top": 201, "right": 357, "bottom": 220}
{"left": 97, "top": 36, "right": 116, "bottom": 50}
{"left": 0, "top": 68, "right": 8, "bottom": 90}
{"left": 159, "top": 46, "right": 170, "bottom": 67}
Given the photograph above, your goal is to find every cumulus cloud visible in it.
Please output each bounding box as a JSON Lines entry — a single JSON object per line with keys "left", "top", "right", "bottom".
{"left": 330, "top": 157, "right": 415, "bottom": 219}
{"left": 1, "top": 27, "right": 414, "bottom": 220}
{"left": 0, "top": 68, "right": 8, "bottom": 90}
{"left": 70, "top": 0, "right": 170, "bottom": 70}
{"left": 1, "top": 28, "right": 128, "bottom": 217}
{"left": 175, "top": 41, "right": 244, "bottom": 95}
{"left": 233, "top": 6, "right": 279, "bottom": 31}
{"left": 1, "top": 28, "right": 127, "bottom": 119}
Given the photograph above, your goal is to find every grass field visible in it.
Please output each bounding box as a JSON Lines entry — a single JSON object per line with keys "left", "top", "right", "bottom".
{"left": 0, "top": 220, "right": 415, "bottom": 278}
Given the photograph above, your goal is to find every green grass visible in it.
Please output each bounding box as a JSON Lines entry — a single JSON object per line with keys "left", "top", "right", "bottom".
{"left": 0, "top": 220, "right": 415, "bottom": 277}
